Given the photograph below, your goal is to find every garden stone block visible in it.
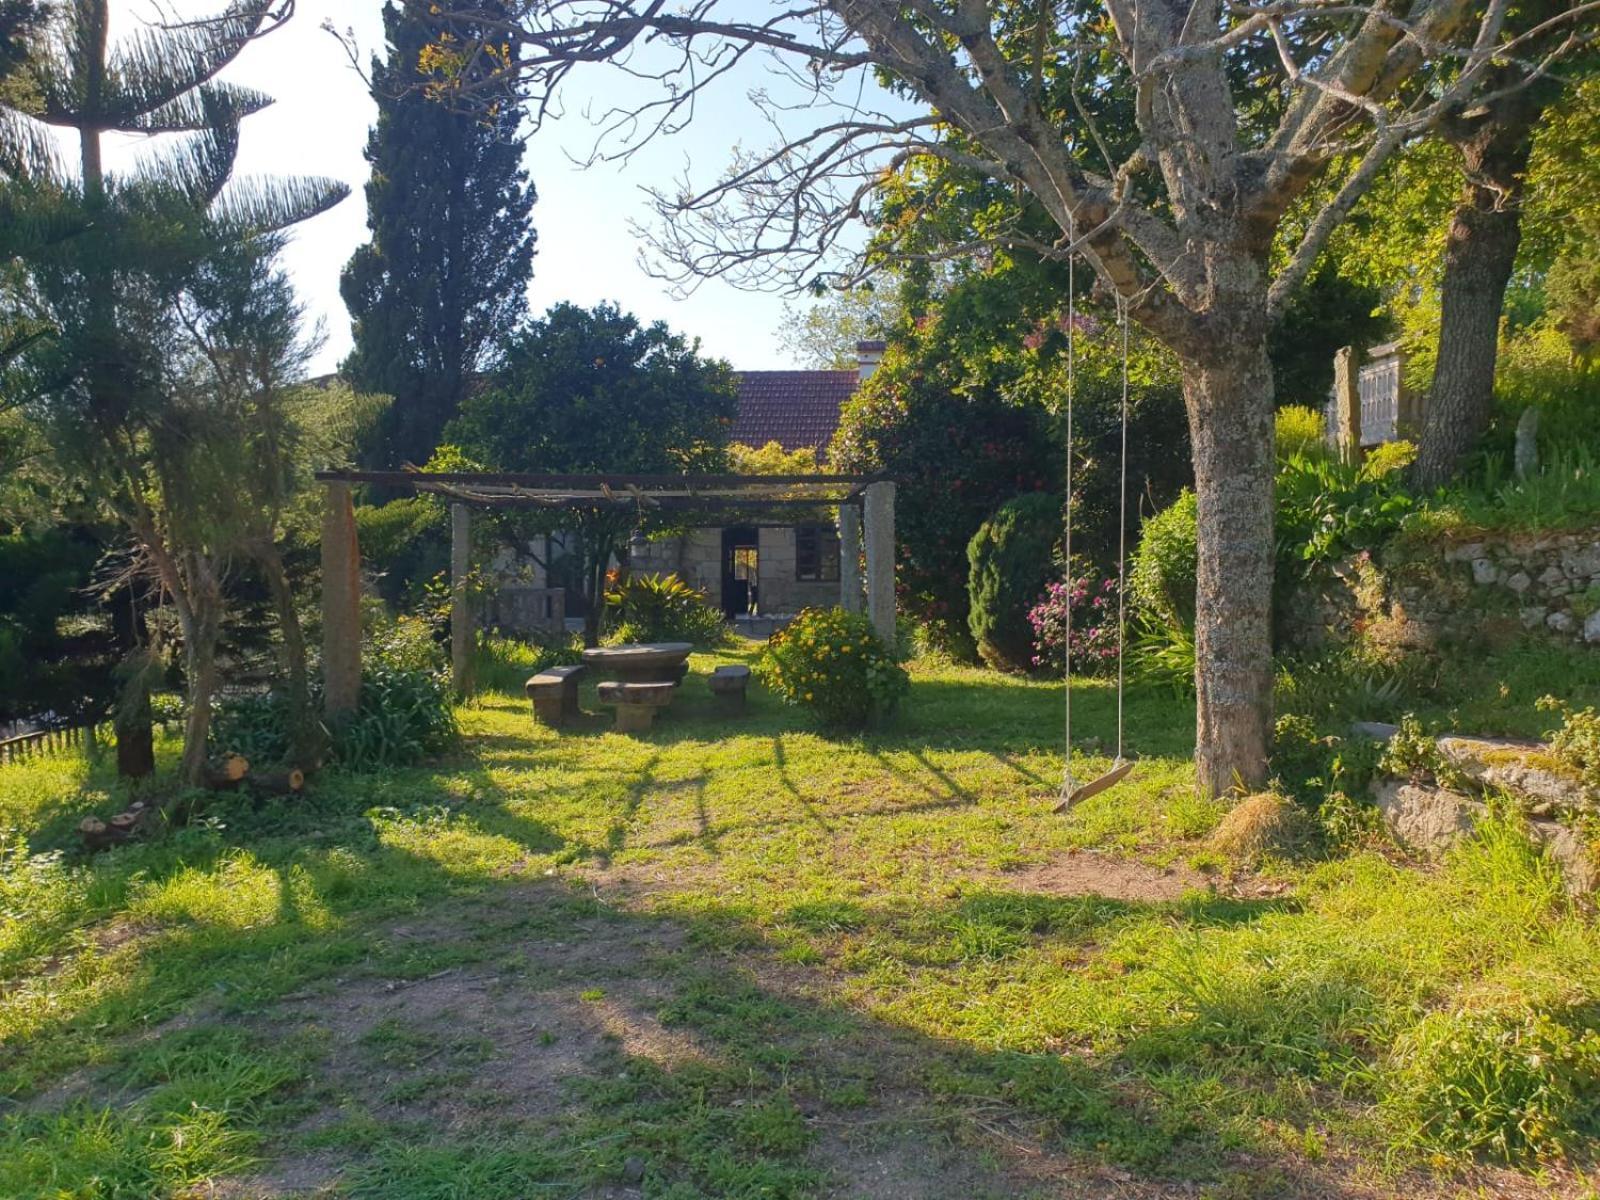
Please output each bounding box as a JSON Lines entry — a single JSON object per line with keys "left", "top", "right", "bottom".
{"left": 1586, "top": 609, "right": 1600, "bottom": 645}
{"left": 1471, "top": 558, "right": 1496, "bottom": 585}
{"left": 1562, "top": 545, "right": 1600, "bottom": 579}
{"left": 1520, "top": 606, "right": 1549, "bottom": 630}
{"left": 1548, "top": 611, "right": 1577, "bottom": 635}
{"left": 1506, "top": 571, "right": 1531, "bottom": 594}
{"left": 1373, "top": 780, "right": 1482, "bottom": 856}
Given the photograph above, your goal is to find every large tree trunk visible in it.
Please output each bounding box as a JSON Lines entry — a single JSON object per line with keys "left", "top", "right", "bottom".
{"left": 1414, "top": 95, "right": 1543, "bottom": 488}
{"left": 1183, "top": 336, "right": 1277, "bottom": 797}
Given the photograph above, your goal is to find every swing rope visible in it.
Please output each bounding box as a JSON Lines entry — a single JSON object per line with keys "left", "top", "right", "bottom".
{"left": 1057, "top": 264, "right": 1136, "bottom": 811}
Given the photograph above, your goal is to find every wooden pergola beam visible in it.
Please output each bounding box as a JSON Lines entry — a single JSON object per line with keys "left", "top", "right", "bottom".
{"left": 313, "top": 469, "right": 889, "bottom": 490}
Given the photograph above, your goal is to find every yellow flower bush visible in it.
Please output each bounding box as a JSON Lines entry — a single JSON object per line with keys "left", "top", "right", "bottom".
{"left": 756, "top": 608, "right": 908, "bottom": 728}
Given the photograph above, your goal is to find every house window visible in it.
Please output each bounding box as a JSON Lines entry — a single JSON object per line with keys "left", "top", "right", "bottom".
{"left": 795, "top": 525, "right": 840, "bottom": 582}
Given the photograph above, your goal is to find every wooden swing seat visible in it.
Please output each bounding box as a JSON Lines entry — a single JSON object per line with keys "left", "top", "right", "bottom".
{"left": 1053, "top": 757, "right": 1136, "bottom": 812}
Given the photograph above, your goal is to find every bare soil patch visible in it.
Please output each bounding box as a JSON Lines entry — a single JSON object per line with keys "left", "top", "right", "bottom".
{"left": 996, "top": 850, "right": 1215, "bottom": 903}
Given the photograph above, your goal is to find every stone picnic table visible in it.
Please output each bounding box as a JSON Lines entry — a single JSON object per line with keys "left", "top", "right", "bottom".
{"left": 581, "top": 641, "right": 694, "bottom": 685}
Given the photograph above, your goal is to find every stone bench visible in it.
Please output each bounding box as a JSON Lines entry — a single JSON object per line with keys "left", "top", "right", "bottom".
{"left": 708, "top": 664, "right": 751, "bottom": 714}
{"left": 525, "top": 663, "right": 588, "bottom": 726}
{"left": 597, "top": 681, "right": 676, "bottom": 733}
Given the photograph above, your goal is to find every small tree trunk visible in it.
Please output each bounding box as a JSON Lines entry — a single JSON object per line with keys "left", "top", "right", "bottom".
{"left": 1183, "top": 337, "right": 1277, "bottom": 796}
{"left": 1414, "top": 98, "right": 1541, "bottom": 488}
{"left": 109, "top": 587, "right": 155, "bottom": 779}
{"left": 172, "top": 554, "right": 226, "bottom": 788}
{"left": 114, "top": 657, "right": 156, "bottom": 779}
{"left": 257, "top": 543, "right": 323, "bottom": 769}
{"left": 582, "top": 531, "right": 615, "bottom": 648}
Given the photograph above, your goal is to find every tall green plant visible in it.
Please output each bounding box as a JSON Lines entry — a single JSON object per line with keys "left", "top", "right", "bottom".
{"left": 446, "top": 302, "right": 736, "bottom": 646}
{"left": 341, "top": 0, "right": 536, "bottom": 469}
{"left": 966, "top": 493, "right": 1062, "bottom": 673}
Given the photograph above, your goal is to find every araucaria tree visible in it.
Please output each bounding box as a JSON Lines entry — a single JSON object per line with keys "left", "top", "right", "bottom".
{"left": 426, "top": 0, "right": 1596, "bottom": 794}
{"left": 3, "top": 0, "right": 345, "bottom": 785}
{"left": 342, "top": 0, "right": 536, "bottom": 470}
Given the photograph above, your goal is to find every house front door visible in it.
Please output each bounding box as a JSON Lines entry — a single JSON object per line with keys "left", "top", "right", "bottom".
{"left": 721, "top": 527, "right": 759, "bottom": 617}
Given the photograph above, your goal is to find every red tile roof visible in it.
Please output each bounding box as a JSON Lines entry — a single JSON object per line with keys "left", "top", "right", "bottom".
{"left": 731, "top": 370, "right": 858, "bottom": 455}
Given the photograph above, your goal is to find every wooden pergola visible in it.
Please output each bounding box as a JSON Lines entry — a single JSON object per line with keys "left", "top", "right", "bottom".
{"left": 314, "top": 470, "right": 898, "bottom": 713}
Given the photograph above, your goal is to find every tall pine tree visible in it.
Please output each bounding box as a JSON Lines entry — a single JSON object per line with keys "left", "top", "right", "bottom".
{"left": 341, "top": 0, "right": 535, "bottom": 468}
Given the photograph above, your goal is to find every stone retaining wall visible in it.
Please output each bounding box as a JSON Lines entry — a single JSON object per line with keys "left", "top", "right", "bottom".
{"left": 1440, "top": 534, "right": 1600, "bottom": 642}
{"left": 1284, "top": 529, "right": 1600, "bottom": 651}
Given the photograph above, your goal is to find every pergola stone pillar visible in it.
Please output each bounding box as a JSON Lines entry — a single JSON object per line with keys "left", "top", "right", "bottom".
{"left": 838, "top": 503, "right": 863, "bottom": 614}
{"left": 862, "top": 481, "right": 896, "bottom": 644}
{"left": 1333, "top": 345, "right": 1362, "bottom": 464}
{"left": 451, "top": 503, "right": 474, "bottom": 698}
{"left": 321, "top": 482, "right": 362, "bottom": 717}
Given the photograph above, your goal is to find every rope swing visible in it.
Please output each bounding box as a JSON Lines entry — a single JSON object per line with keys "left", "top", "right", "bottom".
{"left": 1055, "top": 255, "right": 1137, "bottom": 812}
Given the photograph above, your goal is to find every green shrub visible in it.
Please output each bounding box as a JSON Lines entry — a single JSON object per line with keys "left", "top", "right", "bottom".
{"left": 966, "top": 493, "right": 1062, "bottom": 673}
{"left": 474, "top": 632, "right": 583, "bottom": 694}
{"left": 1381, "top": 1005, "right": 1600, "bottom": 1162}
{"left": 354, "top": 498, "right": 448, "bottom": 606}
{"left": 209, "top": 690, "right": 296, "bottom": 764}
{"left": 1129, "top": 489, "right": 1197, "bottom": 629}
{"left": 1276, "top": 452, "right": 1414, "bottom": 575}
{"left": 331, "top": 665, "right": 458, "bottom": 770}
{"left": 212, "top": 611, "right": 456, "bottom": 771}
{"left": 1408, "top": 447, "right": 1600, "bottom": 537}
{"left": 604, "top": 572, "right": 729, "bottom": 647}
{"left": 1130, "top": 612, "right": 1195, "bottom": 695}
{"left": 366, "top": 611, "right": 446, "bottom": 674}
{"left": 1538, "top": 695, "right": 1600, "bottom": 790}
{"left": 1275, "top": 405, "right": 1328, "bottom": 462}
{"left": 756, "top": 608, "right": 908, "bottom": 728}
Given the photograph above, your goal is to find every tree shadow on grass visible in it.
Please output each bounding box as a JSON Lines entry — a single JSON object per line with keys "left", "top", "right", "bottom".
{"left": 1, "top": 787, "right": 1556, "bottom": 1200}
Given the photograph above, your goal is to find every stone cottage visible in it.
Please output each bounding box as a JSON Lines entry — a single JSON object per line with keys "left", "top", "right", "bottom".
{"left": 490, "top": 341, "right": 886, "bottom": 632}
{"left": 629, "top": 341, "right": 885, "bottom": 624}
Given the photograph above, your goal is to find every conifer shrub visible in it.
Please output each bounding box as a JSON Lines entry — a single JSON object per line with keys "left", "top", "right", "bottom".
{"left": 966, "top": 493, "right": 1062, "bottom": 673}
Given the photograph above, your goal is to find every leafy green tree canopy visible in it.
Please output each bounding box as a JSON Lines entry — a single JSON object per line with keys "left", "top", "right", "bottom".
{"left": 446, "top": 301, "right": 736, "bottom": 643}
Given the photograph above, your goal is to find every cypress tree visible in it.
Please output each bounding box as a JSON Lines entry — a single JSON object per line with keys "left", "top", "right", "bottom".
{"left": 341, "top": 0, "right": 536, "bottom": 468}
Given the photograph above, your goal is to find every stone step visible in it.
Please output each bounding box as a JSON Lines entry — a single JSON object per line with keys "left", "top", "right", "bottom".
{"left": 1352, "top": 723, "right": 1597, "bottom": 815}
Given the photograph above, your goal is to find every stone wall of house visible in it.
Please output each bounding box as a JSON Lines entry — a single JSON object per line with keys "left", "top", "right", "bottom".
{"left": 630, "top": 526, "right": 843, "bottom": 616}
{"left": 1283, "top": 529, "right": 1600, "bottom": 651}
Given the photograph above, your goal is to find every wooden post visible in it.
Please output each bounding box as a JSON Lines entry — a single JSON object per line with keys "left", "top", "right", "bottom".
{"left": 863, "top": 481, "right": 896, "bottom": 644}
{"left": 1333, "top": 346, "right": 1363, "bottom": 464}
{"left": 838, "top": 503, "right": 863, "bottom": 614}
{"left": 451, "top": 503, "right": 474, "bottom": 698}
{"left": 321, "top": 481, "right": 362, "bottom": 717}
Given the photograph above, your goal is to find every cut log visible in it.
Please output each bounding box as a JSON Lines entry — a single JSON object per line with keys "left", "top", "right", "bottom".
{"left": 251, "top": 768, "right": 306, "bottom": 795}
{"left": 78, "top": 816, "right": 111, "bottom": 851}
{"left": 203, "top": 753, "right": 250, "bottom": 791}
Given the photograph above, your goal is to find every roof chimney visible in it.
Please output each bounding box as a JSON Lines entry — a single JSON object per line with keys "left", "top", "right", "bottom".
{"left": 855, "top": 339, "right": 886, "bottom": 383}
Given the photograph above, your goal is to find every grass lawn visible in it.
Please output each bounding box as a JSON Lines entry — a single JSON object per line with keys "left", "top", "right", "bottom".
{"left": 2, "top": 645, "right": 1599, "bottom": 1199}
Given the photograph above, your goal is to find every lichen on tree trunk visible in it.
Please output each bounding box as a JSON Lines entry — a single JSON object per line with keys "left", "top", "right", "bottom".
{"left": 1182, "top": 336, "right": 1277, "bottom": 797}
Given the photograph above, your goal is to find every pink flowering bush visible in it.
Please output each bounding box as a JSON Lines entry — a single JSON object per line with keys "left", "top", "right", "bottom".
{"left": 1027, "top": 575, "right": 1122, "bottom": 675}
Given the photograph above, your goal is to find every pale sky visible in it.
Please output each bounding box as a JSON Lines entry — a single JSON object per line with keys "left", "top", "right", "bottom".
{"left": 101, "top": 0, "right": 868, "bottom": 374}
